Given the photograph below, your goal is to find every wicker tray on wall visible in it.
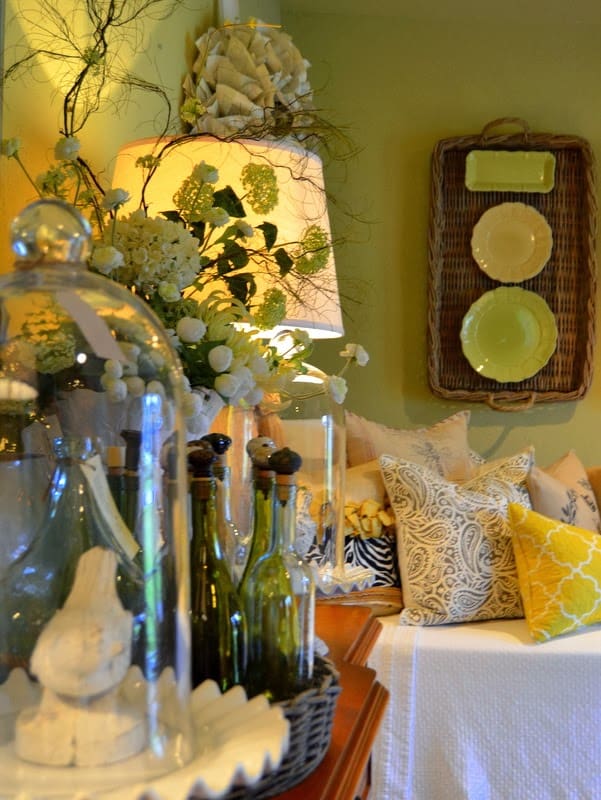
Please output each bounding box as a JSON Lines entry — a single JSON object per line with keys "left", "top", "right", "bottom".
{"left": 427, "top": 117, "right": 597, "bottom": 411}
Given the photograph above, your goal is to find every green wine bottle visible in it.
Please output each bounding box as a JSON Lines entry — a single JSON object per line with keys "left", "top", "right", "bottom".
{"left": 270, "top": 447, "right": 316, "bottom": 684}
{"left": 240, "top": 445, "right": 302, "bottom": 701}
{"left": 188, "top": 440, "right": 247, "bottom": 691}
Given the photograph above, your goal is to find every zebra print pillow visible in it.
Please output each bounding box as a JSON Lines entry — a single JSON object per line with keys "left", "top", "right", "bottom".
{"left": 305, "top": 530, "right": 400, "bottom": 588}
{"left": 343, "top": 530, "right": 400, "bottom": 587}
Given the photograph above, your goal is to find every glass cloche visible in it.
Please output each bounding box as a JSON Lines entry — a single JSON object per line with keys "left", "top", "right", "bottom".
{"left": 0, "top": 199, "right": 193, "bottom": 795}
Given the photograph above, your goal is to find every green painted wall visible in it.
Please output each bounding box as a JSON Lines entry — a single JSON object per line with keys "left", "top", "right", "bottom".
{"left": 3, "top": 1, "right": 601, "bottom": 466}
{"left": 280, "top": 6, "right": 601, "bottom": 466}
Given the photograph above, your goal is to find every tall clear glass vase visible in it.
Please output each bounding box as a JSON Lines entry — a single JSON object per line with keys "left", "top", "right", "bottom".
{"left": 257, "top": 364, "right": 347, "bottom": 579}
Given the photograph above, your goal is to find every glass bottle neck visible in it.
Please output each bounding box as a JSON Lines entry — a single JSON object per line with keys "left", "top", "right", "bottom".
{"left": 274, "top": 479, "right": 298, "bottom": 551}
{"left": 190, "top": 476, "right": 225, "bottom": 561}
{"left": 252, "top": 470, "right": 275, "bottom": 549}
{"left": 214, "top": 464, "right": 233, "bottom": 519}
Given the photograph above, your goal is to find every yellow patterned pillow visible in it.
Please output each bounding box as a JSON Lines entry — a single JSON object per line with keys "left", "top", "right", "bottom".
{"left": 508, "top": 503, "right": 601, "bottom": 641}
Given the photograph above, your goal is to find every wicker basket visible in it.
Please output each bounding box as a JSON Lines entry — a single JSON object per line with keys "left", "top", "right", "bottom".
{"left": 217, "top": 656, "right": 342, "bottom": 800}
{"left": 427, "top": 117, "right": 597, "bottom": 411}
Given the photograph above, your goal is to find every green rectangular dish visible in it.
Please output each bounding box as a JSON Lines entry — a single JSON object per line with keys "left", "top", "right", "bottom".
{"left": 465, "top": 150, "right": 556, "bottom": 192}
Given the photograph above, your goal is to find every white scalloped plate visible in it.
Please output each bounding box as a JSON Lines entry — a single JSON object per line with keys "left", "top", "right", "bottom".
{"left": 471, "top": 202, "right": 553, "bottom": 283}
{"left": 0, "top": 668, "right": 289, "bottom": 799}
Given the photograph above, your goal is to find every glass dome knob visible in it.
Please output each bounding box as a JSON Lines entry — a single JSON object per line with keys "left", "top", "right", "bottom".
{"left": 10, "top": 198, "right": 92, "bottom": 265}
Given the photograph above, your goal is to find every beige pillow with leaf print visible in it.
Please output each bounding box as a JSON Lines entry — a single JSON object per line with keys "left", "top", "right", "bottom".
{"left": 346, "top": 410, "right": 478, "bottom": 481}
{"left": 527, "top": 450, "right": 601, "bottom": 533}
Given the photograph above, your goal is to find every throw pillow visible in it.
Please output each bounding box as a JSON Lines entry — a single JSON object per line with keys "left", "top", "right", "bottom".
{"left": 380, "top": 449, "right": 533, "bottom": 625}
{"left": 509, "top": 503, "right": 601, "bottom": 641}
{"left": 345, "top": 410, "right": 477, "bottom": 481}
{"left": 345, "top": 459, "right": 388, "bottom": 506}
{"left": 527, "top": 450, "right": 601, "bottom": 533}
{"left": 343, "top": 459, "right": 399, "bottom": 587}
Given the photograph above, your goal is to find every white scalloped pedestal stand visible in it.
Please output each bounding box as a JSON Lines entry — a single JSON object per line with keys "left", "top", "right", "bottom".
{"left": 0, "top": 671, "right": 289, "bottom": 800}
{"left": 313, "top": 563, "right": 375, "bottom": 597}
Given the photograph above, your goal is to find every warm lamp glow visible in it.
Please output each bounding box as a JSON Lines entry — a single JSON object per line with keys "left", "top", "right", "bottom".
{"left": 111, "top": 136, "right": 344, "bottom": 339}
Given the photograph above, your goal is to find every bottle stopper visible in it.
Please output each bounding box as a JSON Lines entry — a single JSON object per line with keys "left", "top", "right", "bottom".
{"left": 187, "top": 440, "right": 217, "bottom": 478}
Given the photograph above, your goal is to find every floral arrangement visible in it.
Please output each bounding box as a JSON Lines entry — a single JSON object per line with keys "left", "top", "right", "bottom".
{"left": 1, "top": 1, "right": 362, "bottom": 431}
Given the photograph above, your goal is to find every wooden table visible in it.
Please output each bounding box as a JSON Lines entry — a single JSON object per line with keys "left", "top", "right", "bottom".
{"left": 274, "top": 604, "right": 389, "bottom": 800}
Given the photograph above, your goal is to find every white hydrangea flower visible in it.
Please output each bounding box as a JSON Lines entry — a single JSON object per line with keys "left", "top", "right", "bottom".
{"left": 149, "top": 351, "right": 166, "bottom": 369}
{"left": 146, "top": 380, "right": 166, "bottom": 398}
{"left": 208, "top": 344, "right": 233, "bottom": 373}
{"left": 121, "top": 359, "right": 138, "bottom": 377}
{"left": 182, "top": 390, "right": 205, "bottom": 417}
{"left": 1, "top": 137, "right": 21, "bottom": 157}
{"left": 90, "top": 245, "right": 124, "bottom": 275}
{"left": 102, "top": 187, "right": 130, "bottom": 210}
{"left": 177, "top": 317, "right": 207, "bottom": 344}
{"left": 103, "top": 359, "right": 123, "bottom": 379}
{"left": 124, "top": 376, "right": 145, "bottom": 397}
{"left": 248, "top": 354, "right": 270, "bottom": 376}
{"left": 214, "top": 372, "right": 240, "bottom": 398}
{"left": 186, "top": 412, "right": 212, "bottom": 436}
{"left": 202, "top": 207, "right": 229, "bottom": 227}
{"left": 326, "top": 375, "right": 348, "bottom": 404}
{"left": 243, "top": 386, "right": 264, "bottom": 406}
{"left": 100, "top": 374, "right": 128, "bottom": 402}
{"left": 339, "top": 342, "right": 369, "bottom": 366}
{"left": 235, "top": 219, "right": 254, "bottom": 238}
{"left": 158, "top": 282, "right": 181, "bottom": 302}
{"left": 54, "top": 136, "right": 80, "bottom": 161}
{"left": 119, "top": 342, "right": 141, "bottom": 362}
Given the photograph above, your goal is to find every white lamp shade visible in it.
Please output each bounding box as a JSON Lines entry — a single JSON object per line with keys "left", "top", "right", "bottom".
{"left": 111, "top": 136, "right": 344, "bottom": 339}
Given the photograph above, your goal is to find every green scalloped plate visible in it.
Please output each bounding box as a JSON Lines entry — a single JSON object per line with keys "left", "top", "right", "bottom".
{"left": 460, "top": 287, "right": 558, "bottom": 383}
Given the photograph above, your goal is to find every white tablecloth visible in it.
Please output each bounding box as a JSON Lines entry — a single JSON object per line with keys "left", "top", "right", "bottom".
{"left": 368, "top": 616, "right": 601, "bottom": 800}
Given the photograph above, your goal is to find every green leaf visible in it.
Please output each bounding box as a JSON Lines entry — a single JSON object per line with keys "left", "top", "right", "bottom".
{"left": 161, "top": 209, "right": 184, "bottom": 223}
{"left": 218, "top": 240, "right": 250, "bottom": 272}
{"left": 225, "top": 273, "right": 256, "bottom": 306}
{"left": 215, "top": 224, "right": 240, "bottom": 245}
{"left": 274, "top": 247, "right": 294, "bottom": 276}
{"left": 213, "top": 186, "right": 245, "bottom": 217}
{"left": 258, "top": 221, "right": 277, "bottom": 250}
{"left": 190, "top": 220, "right": 206, "bottom": 241}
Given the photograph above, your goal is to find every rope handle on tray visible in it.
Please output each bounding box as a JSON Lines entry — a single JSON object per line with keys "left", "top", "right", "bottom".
{"left": 485, "top": 392, "right": 536, "bottom": 412}
{"left": 479, "top": 117, "right": 531, "bottom": 143}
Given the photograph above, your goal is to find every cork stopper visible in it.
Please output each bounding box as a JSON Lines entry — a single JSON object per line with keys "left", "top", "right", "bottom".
{"left": 247, "top": 436, "right": 276, "bottom": 470}
{"left": 269, "top": 448, "right": 302, "bottom": 502}
{"left": 269, "top": 447, "right": 302, "bottom": 477}
{"left": 187, "top": 440, "right": 217, "bottom": 478}
{"left": 106, "top": 445, "right": 125, "bottom": 470}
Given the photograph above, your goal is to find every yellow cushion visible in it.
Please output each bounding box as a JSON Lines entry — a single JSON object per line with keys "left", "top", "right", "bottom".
{"left": 508, "top": 503, "right": 601, "bottom": 641}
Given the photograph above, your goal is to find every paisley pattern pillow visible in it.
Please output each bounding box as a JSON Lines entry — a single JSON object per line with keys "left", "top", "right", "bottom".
{"left": 379, "top": 449, "right": 534, "bottom": 625}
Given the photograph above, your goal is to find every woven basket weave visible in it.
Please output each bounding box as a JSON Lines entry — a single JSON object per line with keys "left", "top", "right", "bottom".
{"left": 427, "top": 117, "right": 597, "bottom": 411}
{"left": 218, "top": 655, "right": 341, "bottom": 799}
